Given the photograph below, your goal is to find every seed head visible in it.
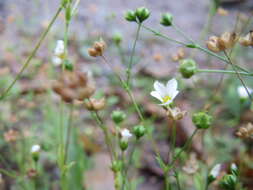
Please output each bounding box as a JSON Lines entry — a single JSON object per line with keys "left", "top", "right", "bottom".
{"left": 167, "top": 107, "right": 187, "bottom": 121}
{"left": 84, "top": 98, "right": 106, "bottom": 111}
{"left": 88, "top": 39, "right": 106, "bottom": 57}
{"left": 52, "top": 71, "right": 95, "bottom": 103}
{"left": 179, "top": 59, "right": 197, "bottom": 79}
{"left": 160, "top": 13, "right": 173, "bottom": 26}
{"left": 239, "top": 31, "right": 253, "bottom": 46}
{"left": 206, "top": 32, "right": 238, "bottom": 52}
{"left": 236, "top": 123, "right": 253, "bottom": 139}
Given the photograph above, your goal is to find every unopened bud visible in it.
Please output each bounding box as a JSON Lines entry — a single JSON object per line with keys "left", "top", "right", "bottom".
{"left": 219, "top": 174, "right": 237, "bottom": 190}
{"left": 208, "top": 164, "right": 222, "bottom": 184}
{"left": 111, "top": 110, "right": 126, "bottom": 124}
{"left": 111, "top": 160, "right": 123, "bottom": 172}
{"left": 135, "top": 7, "right": 150, "bottom": 23}
{"left": 120, "top": 128, "right": 132, "bottom": 151}
{"left": 124, "top": 10, "right": 136, "bottom": 22}
{"left": 31, "top": 145, "right": 41, "bottom": 162}
{"left": 179, "top": 59, "right": 197, "bottom": 79}
{"left": 113, "top": 32, "right": 123, "bottom": 45}
{"left": 63, "top": 60, "right": 74, "bottom": 71}
{"left": 160, "top": 13, "right": 173, "bottom": 26}
{"left": 231, "top": 163, "right": 238, "bottom": 176}
{"left": 133, "top": 125, "right": 146, "bottom": 139}
{"left": 192, "top": 111, "right": 212, "bottom": 129}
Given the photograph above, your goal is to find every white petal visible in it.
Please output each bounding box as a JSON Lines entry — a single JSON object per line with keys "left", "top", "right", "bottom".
{"left": 52, "top": 56, "right": 62, "bottom": 66}
{"left": 154, "top": 81, "right": 167, "bottom": 96}
{"left": 170, "top": 90, "right": 179, "bottom": 101}
{"left": 31, "top": 144, "right": 41, "bottom": 153}
{"left": 166, "top": 78, "right": 178, "bottom": 92}
{"left": 150, "top": 91, "right": 163, "bottom": 102}
{"left": 210, "top": 164, "right": 221, "bottom": 178}
{"left": 237, "top": 86, "right": 252, "bottom": 98}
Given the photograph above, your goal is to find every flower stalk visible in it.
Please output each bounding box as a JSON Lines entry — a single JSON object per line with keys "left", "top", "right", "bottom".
{"left": 0, "top": 6, "right": 63, "bottom": 100}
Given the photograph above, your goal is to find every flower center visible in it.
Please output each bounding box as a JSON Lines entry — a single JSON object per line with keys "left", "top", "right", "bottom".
{"left": 162, "top": 95, "right": 171, "bottom": 103}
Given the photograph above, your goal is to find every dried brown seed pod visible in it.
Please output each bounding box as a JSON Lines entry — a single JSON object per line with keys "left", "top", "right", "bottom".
{"left": 4, "top": 129, "right": 19, "bottom": 143}
{"left": 236, "top": 123, "right": 253, "bottom": 139}
{"left": 171, "top": 48, "right": 185, "bottom": 62}
{"left": 77, "top": 85, "right": 95, "bottom": 101}
{"left": 53, "top": 70, "right": 95, "bottom": 103}
{"left": 52, "top": 81, "right": 64, "bottom": 94}
{"left": 167, "top": 107, "right": 187, "bottom": 121}
{"left": 207, "top": 36, "right": 222, "bottom": 52}
{"left": 88, "top": 40, "right": 106, "bottom": 57}
{"left": 60, "top": 88, "right": 76, "bottom": 103}
{"left": 84, "top": 97, "right": 106, "bottom": 111}
{"left": 239, "top": 31, "right": 253, "bottom": 46}
{"left": 218, "top": 32, "right": 238, "bottom": 49}
{"left": 88, "top": 48, "right": 99, "bottom": 57}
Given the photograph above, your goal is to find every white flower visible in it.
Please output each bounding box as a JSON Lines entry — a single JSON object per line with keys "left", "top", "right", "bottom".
{"left": 120, "top": 128, "right": 132, "bottom": 142}
{"left": 231, "top": 163, "right": 237, "bottom": 171}
{"left": 52, "top": 56, "right": 63, "bottom": 66}
{"left": 54, "top": 40, "right": 65, "bottom": 56}
{"left": 31, "top": 144, "right": 41, "bottom": 153}
{"left": 210, "top": 164, "right": 222, "bottom": 178}
{"left": 150, "top": 78, "right": 179, "bottom": 105}
{"left": 237, "top": 86, "right": 253, "bottom": 99}
{"left": 52, "top": 40, "right": 65, "bottom": 66}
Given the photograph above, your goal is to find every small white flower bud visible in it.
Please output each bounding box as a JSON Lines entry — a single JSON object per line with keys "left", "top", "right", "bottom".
{"left": 237, "top": 86, "right": 253, "bottom": 99}
{"left": 54, "top": 40, "right": 65, "bottom": 56}
{"left": 210, "top": 164, "right": 222, "bottom": 178}
{"left": 31, "top": 144, "right": 41, "bottom": 153}
{"left": 120, "top": 128, "right": 132, "bottom": 142}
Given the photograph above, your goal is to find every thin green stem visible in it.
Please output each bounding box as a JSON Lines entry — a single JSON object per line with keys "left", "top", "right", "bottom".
{"left": 64, "top": 103, "right": 74, "bottom": 164}
{"left": 142, "top": 25, "right": 251, "bottom": 74}
{"left": 169, "top": 129, "right": 198, "bottom": 169}
{"left": 0, "top": 6, "right": 63, "bottom": 100}
{"left": 90, "top": 108, "right": 114, "bottom": 162}
{"left": 195, "top": 45, "right": 249, "bottom": 73}
{"left": 116, "top": 43, "right": 127, "bottom": 66}
{"left": 126, "top": 23, "right": 141, "bottom": 86}
{"left": 164, "top": 170, "right": 170, "bottom": 190}
{"left": 174, "top": 170, "right": 181, "bottom": 190}
{"left": 125, "top": 87, "right": 144, "bottom": 122}
{"left": 172, "top": 24, "right": 194, "bottom": 43}
{"left": 142, "top": 25, "right": 187, "bottom": 46}
{"left": 224, "top": 51, "right": 253, "bottom": 101}
{"left": 171, "top": 121, "right": 177, "bottom": 160}
{"left": 197, "top": 69, "right": 253, "bottom": 76}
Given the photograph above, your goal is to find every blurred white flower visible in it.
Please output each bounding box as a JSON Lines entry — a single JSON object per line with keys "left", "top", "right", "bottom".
{"left": 210, "top": 164, "right": 222, "bottom": 178}
{"left": 31, "top": 144, "right": 41, "bottom": 153}
{"left": 52, "top": 40, "right": 65, "bottom": 66}
{"left": 120, "top": 128, "right": 132, "bottom": 142}
{"left": 52, "top": 56, "right": 63, "bottom": 66}
{"left": 54, "top": 40, "right": 65, "bottom": 56}
{"left": 150, "top": 78, "right": 179, "bottom": 105}
{"left": 231, "top": 163, "right": 237, "bottom": 171}
{"left": 237, "top": 86, "right": 253, "bottom": 99}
